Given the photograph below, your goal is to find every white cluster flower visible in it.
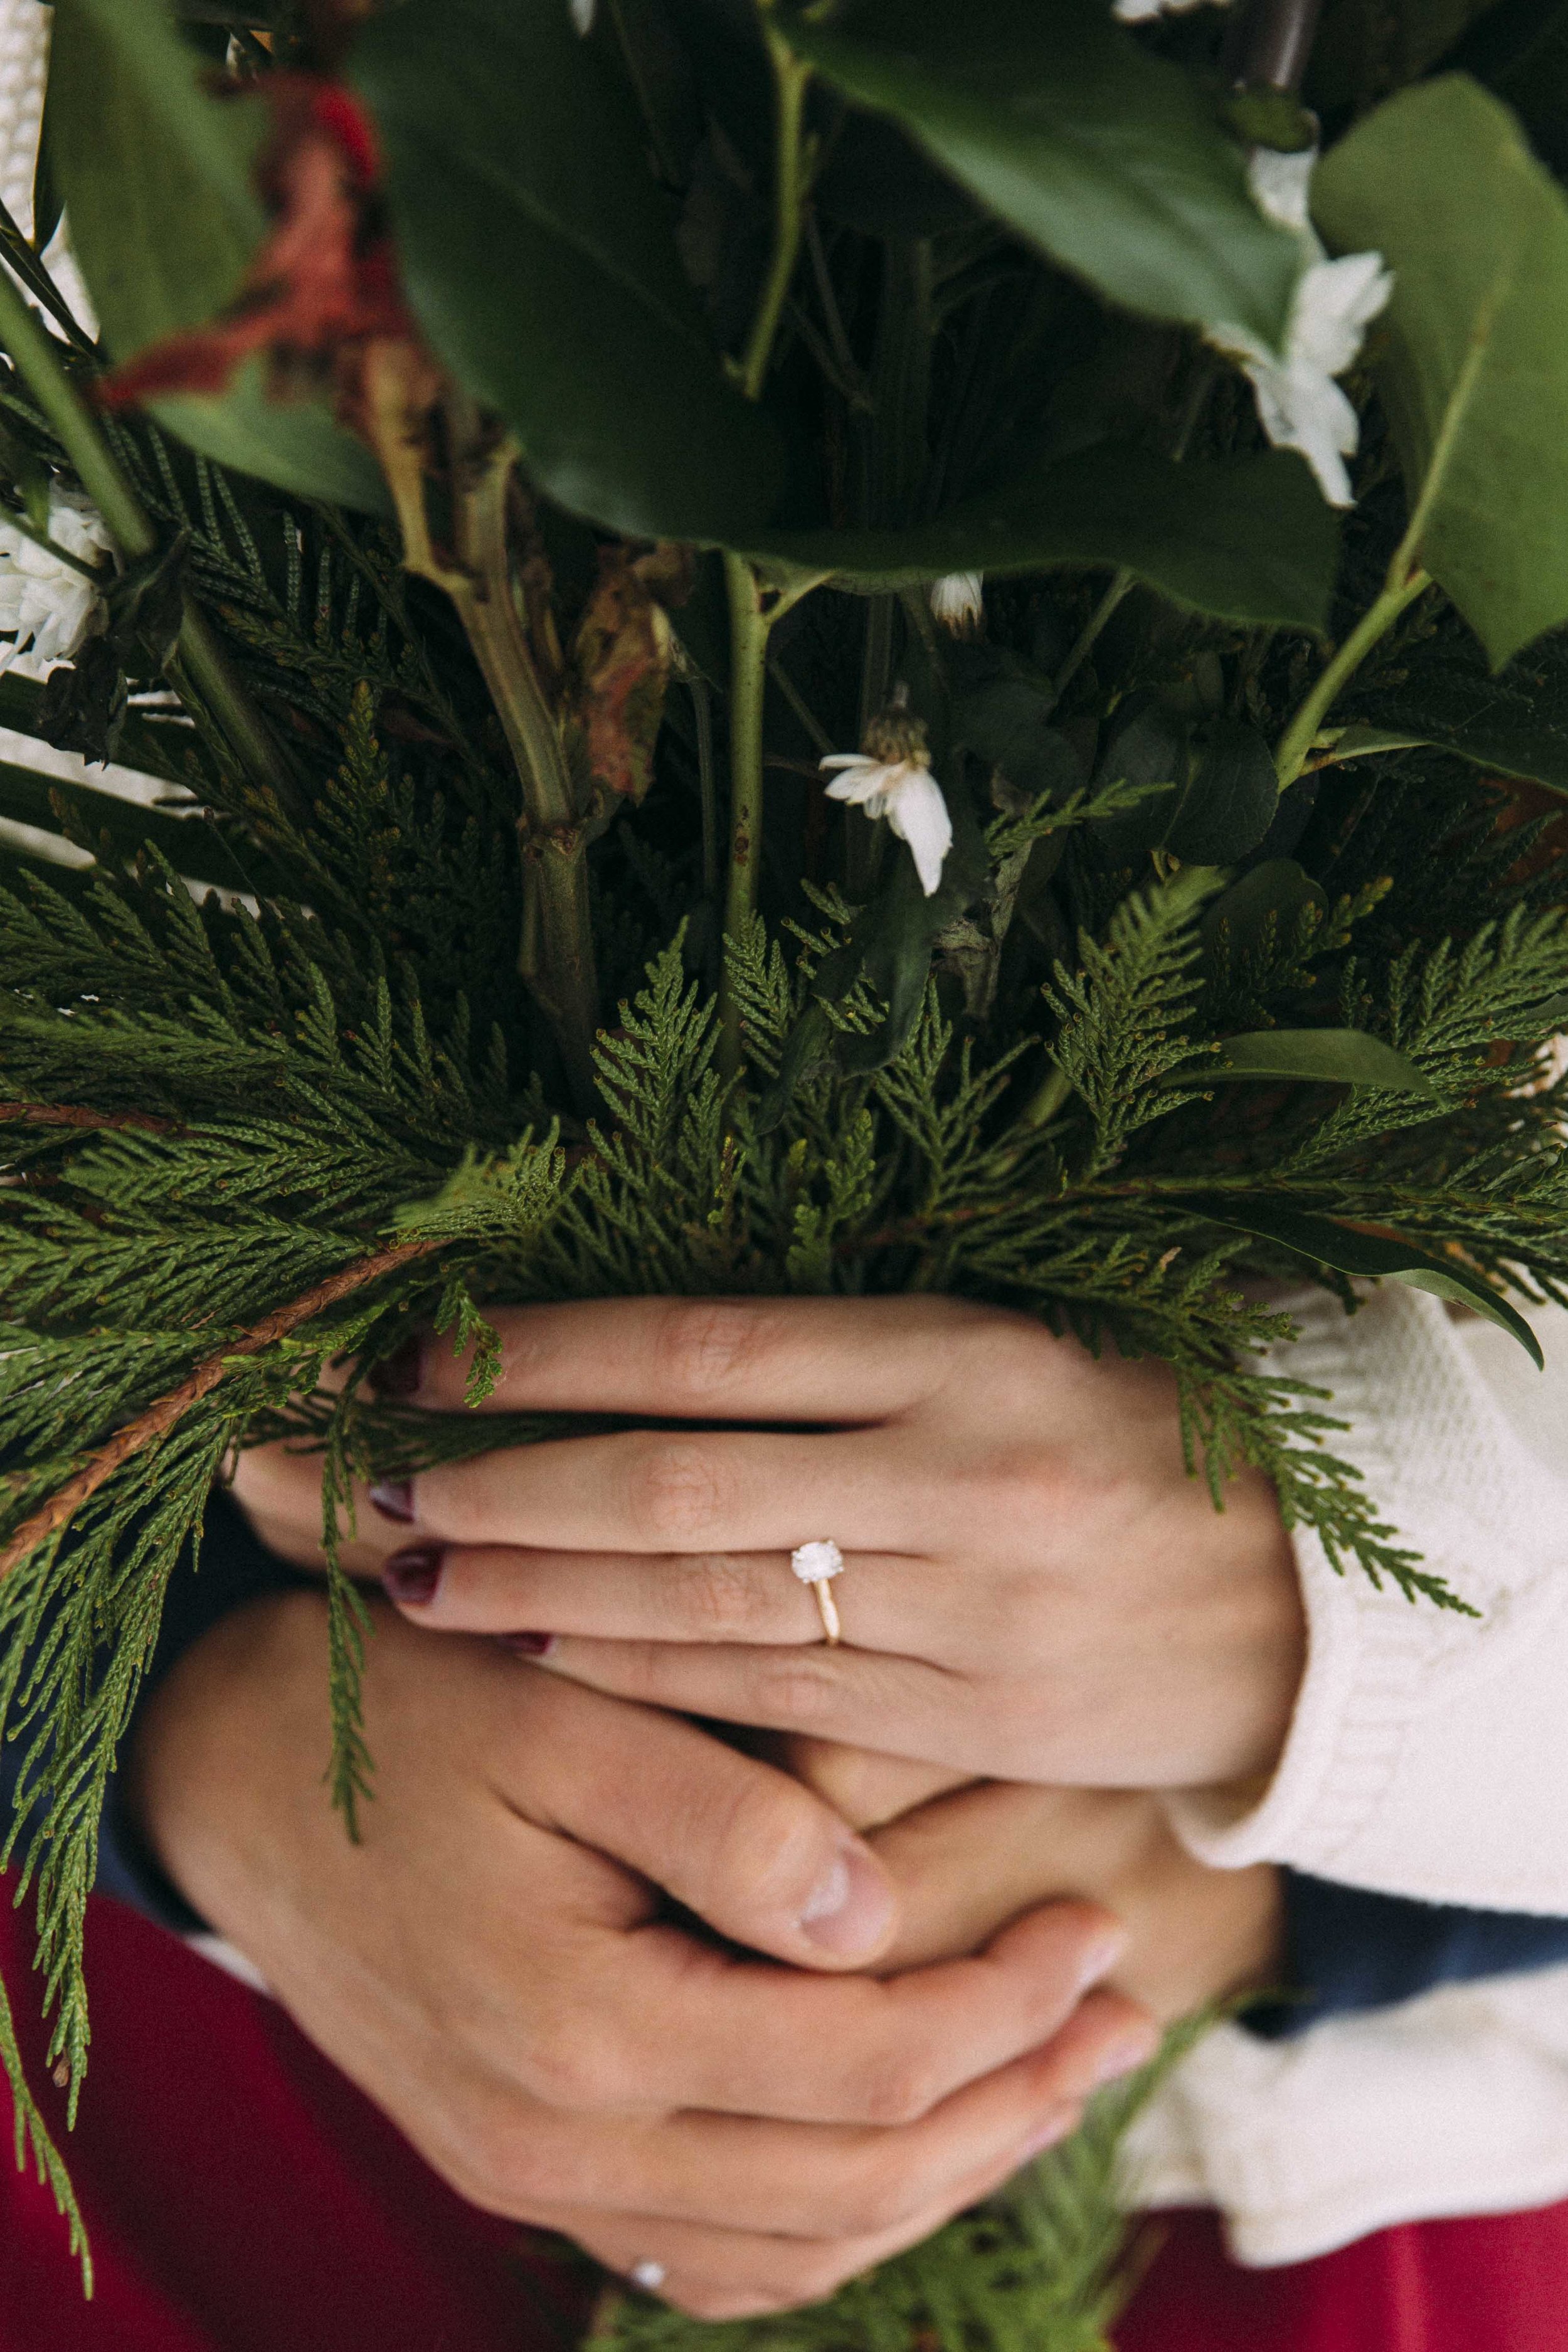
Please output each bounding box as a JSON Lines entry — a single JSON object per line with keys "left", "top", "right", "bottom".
{"left": 1207, "top": 146, "right": 1392, "bottom": 508}
{"left": 821, "top": 718, "right": 953, "bottom": 898}
{"left": 0, "top": 487, "right": 111, "bottom": 674}
{"left": 569, "top": 0, "right": 595, "bottom": 30}
{"left": 928, "top": 571, "right": 984, "bottom": 635}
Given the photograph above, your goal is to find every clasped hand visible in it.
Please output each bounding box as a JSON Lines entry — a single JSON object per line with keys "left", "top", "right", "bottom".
{"left": 351, "top": 1294, "right": 1306, "bottom": 1790}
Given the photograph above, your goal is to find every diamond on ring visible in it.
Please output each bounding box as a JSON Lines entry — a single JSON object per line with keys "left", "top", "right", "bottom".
{"left": 791, "top": 1539, "right": 844, "bottom": 1586}
{"left": 791, "top": 1539, "right": 845, "bottom": 1644}
{"left": 631, "top": 2260, "right": 667, "bottom": 2293}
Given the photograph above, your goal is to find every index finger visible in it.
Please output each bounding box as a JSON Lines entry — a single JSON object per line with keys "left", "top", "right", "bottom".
{"left": 597, "top": 1900, "right": 1128, "bottom": 2124}
{"left": 409, "top": 1295, "right": 993, "bottom": 1422}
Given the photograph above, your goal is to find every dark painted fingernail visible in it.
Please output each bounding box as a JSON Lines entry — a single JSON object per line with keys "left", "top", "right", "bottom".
{"left": 497, "top": 1631, "right": 556, "bottom": 1658}
{"left": 382, "top": 1545, "right": 444, "bottom": 1606}
{"left": 369, "top": 1332, "right": 425, "bottom": 1401}
{"left": 368, "top": 1479, "right": 415, "bottom": 1525}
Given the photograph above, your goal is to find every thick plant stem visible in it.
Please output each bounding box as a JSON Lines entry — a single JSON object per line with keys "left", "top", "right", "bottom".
{"left": 0, "top": 267, "right": 302, "bottom": 823}
{"left": 1273, "top": 563, "right": 1431, "bottom": 789}
{"left": 456, "top": 444, "right": 600, "bottom": 1115}
{"left": 739, "top": 24, "right": 814, "bottom": 402}
{"left": 720, "top": 551, "right": 770, "bottom": 1076}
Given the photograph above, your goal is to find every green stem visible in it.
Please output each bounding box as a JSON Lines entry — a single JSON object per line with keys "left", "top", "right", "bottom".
{"left": 738, "top": 25, "right": 814, "bottom": 403}
{"left": 720, "top": 550, "right": 770, "bottom": 1075}
{"left": 0, "top": 267, "right": 301, "bottom": 822}
{"left": 1273, "top": 563, "right": 1431, "bottom": 790}
{"left": 1051, "top": 567, "right": 1133, "bottom": 705}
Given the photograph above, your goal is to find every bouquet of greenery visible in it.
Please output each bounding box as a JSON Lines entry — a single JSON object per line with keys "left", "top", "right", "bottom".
{"left": 5, "top": 0, "right": 1568, "bottom": 2341}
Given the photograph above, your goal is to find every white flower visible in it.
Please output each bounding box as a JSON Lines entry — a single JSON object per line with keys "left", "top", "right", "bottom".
{"left": 1207, "top": 146, "right": 1392, "bottom": 508}
{"left": 928, "top": 571, "right": 984, "bottom": 635}
{"left": 1113, "top": 0, "right": 1231, "bottom": 18}
{"left": 821, "top": 751, "right": 953, "bottom": 897}
{"left": 0, "top": 487, "right": 110, "bottom": 674}
{"left": 569, "top": 0, "right": 595, "bottom": 30}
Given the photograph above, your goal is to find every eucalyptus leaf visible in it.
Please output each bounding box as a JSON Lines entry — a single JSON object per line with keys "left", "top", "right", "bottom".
{"left": 350, "top": 0, "right": 783, "bottom": 543}
{"left": 50, "top": 0, "right": 389, "bottom": 514}
{"left": 785, "top": 0, "right": 1300, "bottom": 346}
{"left": 1193, "top": 1197, "right": 1544, "bottom": 1364}
{"left": 750, "top": 447, "right": 1338, "bottom": 631}
{"left": 1315, "top": 77, "right": 1568, "bottom": 667}
{"left": 1199, "top": 1028, "right": 1437, "bottom": 1092}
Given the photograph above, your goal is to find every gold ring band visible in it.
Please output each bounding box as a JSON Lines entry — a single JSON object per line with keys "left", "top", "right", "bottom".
{"left": 791, "top": 1539, "right": 845, "bottom": 1646}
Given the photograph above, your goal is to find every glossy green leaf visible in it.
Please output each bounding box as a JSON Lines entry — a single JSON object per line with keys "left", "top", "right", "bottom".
{"left": 1162, "top": 719, "right": 1278, "bottom": 864}
{"left": 349, "top": 0, "right": 782, "bottom": 543}
{"left": 1202, "top": 1028, "right": 1437, "bottom": 1092}
{"left": 50, "top": 0, "right": 389, "bottom": 514}
{"left": 1315, "top": 77, "right": 1568, "bottom": 667}
{"left": 751, "top": 447, "right": 1338, "bottom": 631}
{"left": 1194, "top": 1197, "right": 1544, "bottom": 1364}
{"left": 785, "top": 0, "right": 1300, "bottom": 346}
{"left": 1448, "top": 0, "right": 1568, "bottom": 177}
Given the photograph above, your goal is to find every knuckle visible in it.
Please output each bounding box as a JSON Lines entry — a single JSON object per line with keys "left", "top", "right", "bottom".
{"left": 850, "top": 2052, "right": 943, "bottom": 2131}
{"left": 678, "top": 1553, "right": 770, "bottom": 1638}
{"left": 626, "top": 1436, "right": 729, "bottom": 1547}
{"left": 750, "top": 1653, "right": 842, "bottom": 1728}
{"left": 524, "top": 2023, "right": 627, "bottom": 2115}
{"left": 836, "top": 2151, "right": 928, "bottom": 2237}
{"left": 657, "top": 1299, "right": 772, "bottom": 1401}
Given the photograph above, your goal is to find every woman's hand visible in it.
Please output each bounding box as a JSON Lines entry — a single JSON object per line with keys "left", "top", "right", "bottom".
{"left": 128, "top": 1590, "right": 1155, "bottom": 2321}
{"left": 352, "top": 1295, "right": 1305, "bottom": 1789}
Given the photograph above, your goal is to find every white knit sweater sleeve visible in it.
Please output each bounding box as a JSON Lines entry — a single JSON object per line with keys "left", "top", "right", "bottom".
{"left": 1164, "top": 1283, "right": 1568, "bottom": 1910}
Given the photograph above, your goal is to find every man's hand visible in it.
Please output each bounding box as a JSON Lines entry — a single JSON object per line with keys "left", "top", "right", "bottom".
{"left": 128, "top": 1593, "right": 1157, "bottom": 2321}
{"left": 351, "top": 1295, "right": 1305, "bottom": 1789}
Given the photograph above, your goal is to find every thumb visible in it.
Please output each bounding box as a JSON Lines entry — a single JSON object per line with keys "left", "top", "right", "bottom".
{"left": 507, "top": 1673, "right": 900, "bottom": 1971}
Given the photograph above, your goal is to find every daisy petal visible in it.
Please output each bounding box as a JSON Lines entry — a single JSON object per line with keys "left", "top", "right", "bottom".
{"left": 884, "top": 769, "right": 953, "bottom": 896}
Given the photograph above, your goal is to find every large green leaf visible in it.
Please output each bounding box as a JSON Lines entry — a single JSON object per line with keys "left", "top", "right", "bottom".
{"left": 1202, "top": 1029, "right": 1437, "bottom": 1091}
{"left": 50, "top": 0, "right": 389, "bottom": 514}
{"left": 1314, "top": 77, "right": 1568, "bottom": 667}
{"left": 1195, "top": 1197, "right": 1544, "bottom": 1364}
{"left": 784, "top": 0, "right": 1300, "bottom": 347}
{"left": 349, "top": 0, "right": 783, "bottom": 544}
{"left": 751, "top": 447, "right": 1338, "bottom": 631}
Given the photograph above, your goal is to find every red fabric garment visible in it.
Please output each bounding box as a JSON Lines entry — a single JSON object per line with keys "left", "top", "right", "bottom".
{"left": 2, "top": 1891, "right": 1567, "bottom": 2352}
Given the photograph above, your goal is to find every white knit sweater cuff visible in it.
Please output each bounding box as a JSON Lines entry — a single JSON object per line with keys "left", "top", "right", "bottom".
{"left": 1165, "top": 1283, "right": 1568, "bottom": 1900}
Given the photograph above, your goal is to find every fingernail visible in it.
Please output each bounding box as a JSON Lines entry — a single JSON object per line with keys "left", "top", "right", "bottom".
{"left": 1076, "top": 1926, "right": 1128, "bottom": 1992}
{"left": 382, "top": 1545, "right": 443, "bottom": 1606}
{"left": 369, "top": 1332, "right": 425, "bottom": 1401}
{"left": 368, "top": 1479, "right": 415, "bottom": 1525}
{"left": 498, "top": 1631, "right": 556, "bottom": 1658}
{"left": 1020, "top": 2109, "right": 1074, "bottom": 2161}
{"left": 1090, "top": 2025, "right": 1160, "bottom": 2089}
{"left": 798, "top": 1845, "right": 895, "bottom": 1957}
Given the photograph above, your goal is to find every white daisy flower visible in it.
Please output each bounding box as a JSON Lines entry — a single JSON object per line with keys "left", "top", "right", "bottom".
{"left": 928, "top": 571, "right": 984, "bottom": 635}
{"left": 822, "top": 702, "right": 953, "bottom": 898}
{"left": 0, "top": 486, "right": 111, "bottom": 673}
{"left": 1207, "top": 146, "right": 1392, "bottom": 508}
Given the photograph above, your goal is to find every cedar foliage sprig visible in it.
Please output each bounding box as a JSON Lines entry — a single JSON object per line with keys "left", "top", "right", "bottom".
{"left": 3, "top": 0, "right": 1568, "bottom": 2324}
